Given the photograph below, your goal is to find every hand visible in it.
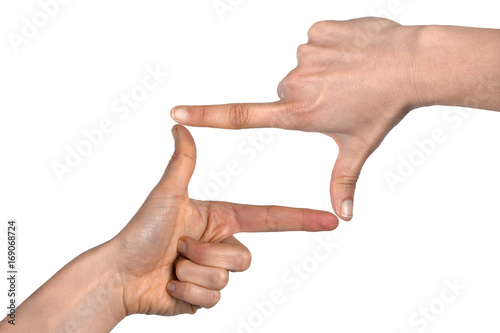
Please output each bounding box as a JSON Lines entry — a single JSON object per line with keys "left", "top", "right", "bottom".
{"left": 2, "top": 125, "right": 338, "bottom": 333}
{"left": 170, "top": 17, "right": 423, "bottom": 220}
{"left": 111, "top": 125, "right": 339, "bottom": 316}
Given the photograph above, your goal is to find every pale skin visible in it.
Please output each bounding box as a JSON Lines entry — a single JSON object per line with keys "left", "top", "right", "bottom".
{"left": 171, "top": 17, "right": 500, "bottom": 221}
{"left": 0, "top": 126, "right": 338, "bottom": 332}
{"left": 4, "top": 17, "right": 500, "bottom": 332}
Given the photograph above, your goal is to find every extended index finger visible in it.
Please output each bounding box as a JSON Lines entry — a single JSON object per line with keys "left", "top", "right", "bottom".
{"left": 171, "top": 102, "right": 291, "bottom": 129}
{"left": 226, "top": 203, "right": 339, "bottom": 233}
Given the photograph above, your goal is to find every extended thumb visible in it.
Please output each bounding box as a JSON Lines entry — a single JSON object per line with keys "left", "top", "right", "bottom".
{"left": 330, "top": 148, "right": 367, "bottom": 221}
{"left": 158, "top": 125, "right": 197, "bottom": 190}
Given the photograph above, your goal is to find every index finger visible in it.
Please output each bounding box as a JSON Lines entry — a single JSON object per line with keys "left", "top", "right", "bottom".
{"left": 226, "top": 203, "right": 340, "bottom": 233}
{"left": 171, "top": 102, "right": 291, "bottom": 129}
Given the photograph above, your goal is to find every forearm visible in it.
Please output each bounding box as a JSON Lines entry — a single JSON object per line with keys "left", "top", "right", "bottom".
{"left": 0, "top": 241, "right": 126, "bottom": 333}
{"left": 413, "top": 25, "right": 500, "bottom": 111}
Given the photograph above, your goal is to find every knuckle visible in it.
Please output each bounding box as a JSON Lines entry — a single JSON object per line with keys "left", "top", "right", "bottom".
{"left": 334, "top": 172, "right": 359, "bottom": 190}
{"left": 199, "top": 105, "right": 206, "bottom": 123}
{"left": 296, "top": 43, "right": 309, "bottom": 58}
{"left": 277, "top": 77, "right": 290, "bottom": 99}
{"left": 296, "top": 44, "right": 316, "bottom": 66}
{"left": 206, "top": 291, "right": 221, "bottom": 309}
{"left": 281, "top": 69, "right": 301, "bottom": 90}
{"left": 228, "top": 104, "right": 249, "bottom": 128}
{"left": 277, "top": 77, "right": 290, "bottom": 98}
{"left": 190, "top": 243, "right": 209, "bottom": 264}
{"left": 278, "top": 70, "right": 304, "bottom": 105}
{"left": 170, "top": 150, "right": 196, "bottom": 166}
{"left": 213, "top": 269, "right": 229, "bottom": 289}
{"left": 205, "top": 204, "right": 240, "bottom": 241}
{"left": 175, "top": 258, "right": 188, "bottom": 274}
{"left": 308, "top": 20, "right": 329, "bottom": 39}
{"left": 179, "top": 283, "right": 193, "bottom": 298}
{"left": 238, "top": 248, "right": 252, "bottom": 271}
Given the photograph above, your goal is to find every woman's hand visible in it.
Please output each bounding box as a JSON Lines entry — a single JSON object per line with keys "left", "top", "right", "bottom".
{"left": 111, "top": 125, "right": 339, "bottom": 316}
{"left": 1, "top": 125, "right": 338, "bottom": 333}
{"left": 171, "top": 18, "right": 500, "bottom": 220}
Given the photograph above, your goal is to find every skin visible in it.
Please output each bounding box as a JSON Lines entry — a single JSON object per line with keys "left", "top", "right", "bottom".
{"left": 171, "top": 17, "right": 500, "bottom": 221}
{"left": 0, "top": 125, "right": 338, "bottom": 333}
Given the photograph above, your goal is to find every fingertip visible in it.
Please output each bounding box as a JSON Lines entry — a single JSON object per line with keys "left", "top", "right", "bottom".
{"left": 330, "top": 197, "right": 352, "bottom": 222}
{"left": 323, "top": 212, "right": 340, "bottom": 230}
{"left": 171, "top": 107, "right": 188, "bottom": 122}
{"left": 298, "top": 209, "right": 340, "bottom": 231}
{"left": 169, "top": 125, "right": 196, "bottom": 154}
{"left": 171, "top": 124, "right": 190, "bottom": 142}
{"left": 329, "top": 184, "right": 354, "bottom": 222}
{"left": 313, "top": 211, "right": 340, "bottom": 231}
{"left": 167, "top": 281, "right": 176, "bottom": 293}
{"left": 178, "top": 238, "right": 187, "bottom": 254}
{"left": 171, "top": 125, "right": 179, "bottom": 141}
{"left": 238, "top": 248, "right": 252, "bottom": 272}
{"left": 171, "top": 123, "right": 186, "bottom": 134}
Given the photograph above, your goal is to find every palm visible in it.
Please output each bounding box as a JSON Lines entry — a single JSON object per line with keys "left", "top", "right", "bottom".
{"left": 116, "top": 190, "right": 243, "bottom": 315}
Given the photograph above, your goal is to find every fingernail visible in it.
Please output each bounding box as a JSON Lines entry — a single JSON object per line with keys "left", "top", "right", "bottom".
{"left": 171, "top": 126, "right": 178, "bottom": 141}
{"left": 167, "top": 282, "right": 175, "bottom": 292}
{"left": 171, "top": 108, "right": 187, "bottom": 121}
{"left": 178, "top": 239, "right": 186, "bottom": 254}
{"left": 341, "top": 200, "right": 353, "bottom": 219}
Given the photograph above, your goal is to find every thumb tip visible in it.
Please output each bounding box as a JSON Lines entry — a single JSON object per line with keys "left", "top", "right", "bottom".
{"left": 171, "top": 125, "right": 179, "bottom": 141}
{"left": 339, "top": 199, "right": 353, "bottom": 221}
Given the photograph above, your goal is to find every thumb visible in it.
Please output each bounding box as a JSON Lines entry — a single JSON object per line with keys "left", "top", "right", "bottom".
{"left": 158, "top": 125, "right": 197, "bottom": 190}
{"left": 171, "top": 101, "right": 295, "bottom": 130}
{"left": 330, "top": 143, "right": 369, "bottom": 221}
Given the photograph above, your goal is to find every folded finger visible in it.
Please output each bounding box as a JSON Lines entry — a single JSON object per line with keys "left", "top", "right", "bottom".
{"left": 167, "top": 281, "right": 221, "bottom": 309}
{"left": 178, "top": 236, "right": 251, "bottom": 272}
{"left": 176, "top": 257, "right": 229, "bottom": 290}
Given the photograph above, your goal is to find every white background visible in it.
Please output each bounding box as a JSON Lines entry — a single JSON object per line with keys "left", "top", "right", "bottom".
{"left": 1, "top": 0, "right": 500, "bottom": 332}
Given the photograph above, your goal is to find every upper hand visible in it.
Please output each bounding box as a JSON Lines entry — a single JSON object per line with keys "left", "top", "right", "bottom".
{"left": 170, "top": 18, "right": 423, "bottom": 220}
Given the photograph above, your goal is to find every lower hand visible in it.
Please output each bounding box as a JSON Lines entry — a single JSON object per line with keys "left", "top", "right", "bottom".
{"left": 107, "top": 125, "right": 339, "bottom": 317}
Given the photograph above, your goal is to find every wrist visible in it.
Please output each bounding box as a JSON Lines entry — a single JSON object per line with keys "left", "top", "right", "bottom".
{"left": 89, "top": 239, "right": 128, "bottom": 322}
{"left": 411, "top": 25, "right": 466, "bottom": 108}
{"left": 1, "top": 240, "right": 128, "bottom": 333}
{"left": 410, "top": 24, "right": 500, "bottom": 110}
{"left": 380, "top": 24, "right": 429, "bottom": 113}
